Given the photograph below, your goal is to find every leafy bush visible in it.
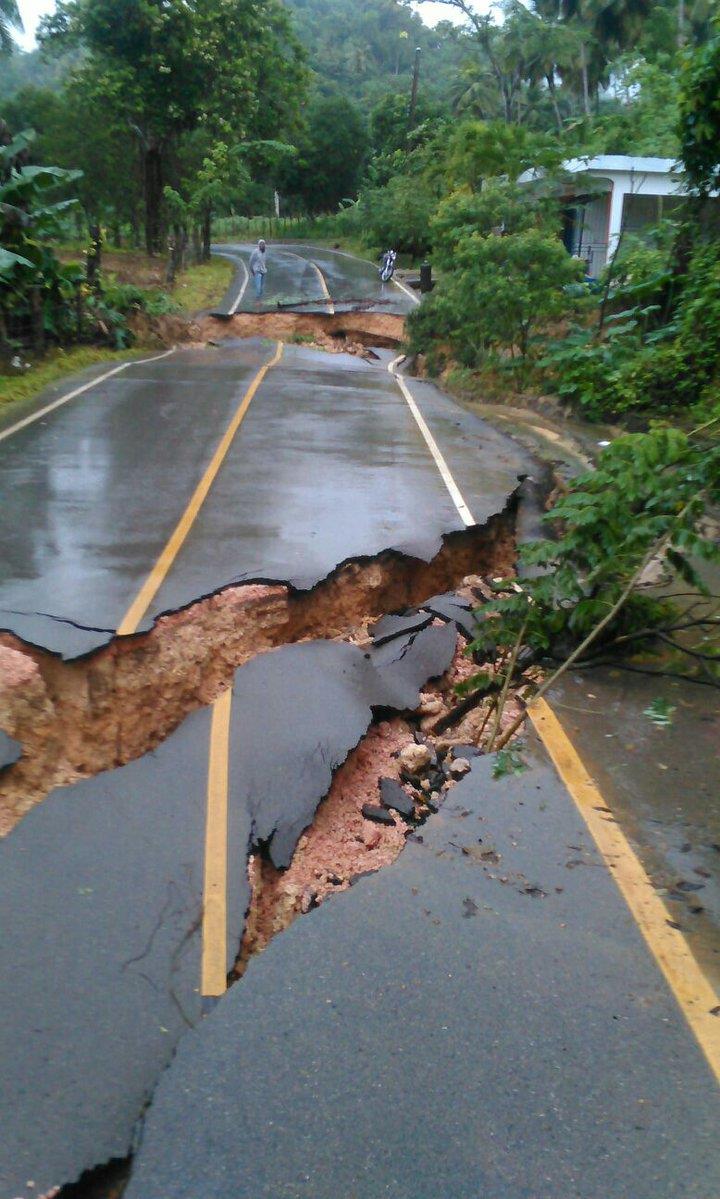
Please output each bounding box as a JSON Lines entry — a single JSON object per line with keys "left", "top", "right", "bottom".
{"left": 353, "top": 174, "right": 437, "bottom": 256}
{"left": 409, "top": 227, "right": 582, "bottom": 375}
{"left": 430, "top": 180, "right": 552, "bottom": 269}
{"left": 1, "top": 129, "right": 85, "bottom": 346}
{"left": 469, "top": 423, "right": 720, "bottom": 666}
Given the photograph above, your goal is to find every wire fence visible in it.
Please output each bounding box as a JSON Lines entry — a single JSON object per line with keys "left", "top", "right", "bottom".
{"left": 212, "top": 212, "right": 352, "bottom": 243}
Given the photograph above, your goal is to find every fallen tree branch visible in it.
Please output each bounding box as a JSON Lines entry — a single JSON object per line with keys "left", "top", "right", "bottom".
{"left": 494, "top": 501, "right": 699, "bottom": 751}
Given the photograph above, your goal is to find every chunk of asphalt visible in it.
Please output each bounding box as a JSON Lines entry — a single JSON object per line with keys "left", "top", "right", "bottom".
{"left": 450, "top": 744, "right": 481, "bottom": 759}
{"left": 379, "top": 778, "right": 415, "bottom": 818}
{"left": 0, "top": 609, "right": 120, "bottom": 658}
{"left": 361, "top": 803, "right": 396, "bottom": 826}
{"left": 0, "top": 728, "right": 21, "bottom": 771}
{"left": 0, "top": 707, "right": 213, "bottom": 1199}
{"left": 122, "top": 752, "right": 720, "bottom": 1199}
{"left": 369, "top": 621, "right": 457, "bottom": 711}
{"left": 419, "top": 592, "right": 480, "bottom": 641}
{"left": 369, "top": 610, "right": 433, "bottom": 646}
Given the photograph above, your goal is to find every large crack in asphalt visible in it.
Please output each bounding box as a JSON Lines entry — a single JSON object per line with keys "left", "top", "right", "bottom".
{"left": 0, "top": 509, "right": 518, "bottom": 833}
{"left": 1, "top": 578, "right": 525, "bottom": 1199}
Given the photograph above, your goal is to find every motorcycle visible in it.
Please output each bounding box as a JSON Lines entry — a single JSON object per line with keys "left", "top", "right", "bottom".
{"left": 379, "top": 249, "right": 397, "bottom": 283}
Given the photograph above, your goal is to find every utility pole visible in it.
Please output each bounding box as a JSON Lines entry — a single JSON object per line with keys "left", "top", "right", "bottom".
{"left": 408, "top": 46, "right": 421, "bottom": 130}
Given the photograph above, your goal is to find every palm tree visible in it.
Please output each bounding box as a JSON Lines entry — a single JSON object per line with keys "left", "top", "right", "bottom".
{"left": 0, "top": 0, "right": 23, "bottom": 54}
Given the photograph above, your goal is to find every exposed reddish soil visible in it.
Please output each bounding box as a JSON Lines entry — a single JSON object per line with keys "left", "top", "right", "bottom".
{"left": 0, "top": 519, "right": 516, "bottom": 834}
{"left": 198, "top": 310, "right": 406, "bottom": 349}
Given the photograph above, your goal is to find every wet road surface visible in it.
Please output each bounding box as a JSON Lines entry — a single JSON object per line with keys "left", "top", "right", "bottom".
{"left": 0, "top": 340, "right": 529, "bottom": 657}
{"left": 551, "top": 669, "right": 720, "bottom": 989}
{"left": 212, "top": 241, "right": 418, "bottom": 315}
{"left": 124, "top": 743, "right": 720, "bottom": 1199}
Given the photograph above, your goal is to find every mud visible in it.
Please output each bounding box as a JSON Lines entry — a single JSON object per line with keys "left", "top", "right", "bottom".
{"left": 239, "top": 718, "right": 414, "bottom": 968}
{"left": 0, "top": 517, "right": 516, "bottom": 833}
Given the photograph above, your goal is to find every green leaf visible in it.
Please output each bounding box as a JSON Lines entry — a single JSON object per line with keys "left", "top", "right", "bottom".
{"left": 492, "top": 747, "right": 528, "bottom": 779}
{"left": 643, "top": 698, "right": 676, "bottom": 727}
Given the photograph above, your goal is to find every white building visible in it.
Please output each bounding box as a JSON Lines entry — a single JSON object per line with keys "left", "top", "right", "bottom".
{"left": 520, "top": 155, "right": 685, "bottom": 276}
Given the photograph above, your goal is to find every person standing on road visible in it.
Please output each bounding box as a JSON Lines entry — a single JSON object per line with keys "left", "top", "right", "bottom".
{"left": 249, "top": 238, "right": 268, "bottom": 302}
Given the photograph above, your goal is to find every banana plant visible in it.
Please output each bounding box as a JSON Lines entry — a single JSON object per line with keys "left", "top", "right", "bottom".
{"left": 1, "top": 129, "right": 84, "bottom": 340}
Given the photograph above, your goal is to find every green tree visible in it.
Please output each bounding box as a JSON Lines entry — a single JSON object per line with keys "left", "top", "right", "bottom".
{"left": 3, "top": 80, "right": 142, "bottom": 236}
{"left": 0, "top": 0, "right": 21, "bottom": 54}
{"left": 431, "top": 177, "right": 554, "bottom": 266}
{"left": 679, "top": 18, "right": 720, "bottom": 195}
{"left": 42, "top": 0, "right": 306, "bottom": 252}
{"left": 282, "top": 93, "right": 369, "bottom": 212}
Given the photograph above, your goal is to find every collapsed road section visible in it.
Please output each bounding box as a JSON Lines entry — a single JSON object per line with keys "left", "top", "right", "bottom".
{"left": 0, "top": 585, "right": 504, "bottom": 1198}
{"left": 125, "top": 746, "right": 720, "bottom": 1199}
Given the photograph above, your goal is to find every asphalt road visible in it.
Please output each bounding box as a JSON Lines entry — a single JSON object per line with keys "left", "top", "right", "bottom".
{"left": 0, "top": 338, "right": 530, "bottom": 658}
{"left": 212, "top": 241, "right": 418, "bottom": 315}
{"left": 1, "top": 246, "right": 718, "bottom": 1197}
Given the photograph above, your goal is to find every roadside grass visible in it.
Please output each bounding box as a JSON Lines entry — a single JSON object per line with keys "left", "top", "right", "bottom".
{"left": 172, "top": 257, "right": 233, "bottom": 312}
{"left": 55, "top": 244, "right": 233, "bottom": 312}
{"left": 0, "top": 346, "right": 141, "bottom": 410}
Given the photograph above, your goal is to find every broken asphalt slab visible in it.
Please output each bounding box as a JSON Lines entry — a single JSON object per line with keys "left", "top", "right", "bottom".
{"left": 0, "top": 631, "right": 457, "bottom": 1197}
{"left": 124, "top": 742, "right": 720, "bottom": 1199}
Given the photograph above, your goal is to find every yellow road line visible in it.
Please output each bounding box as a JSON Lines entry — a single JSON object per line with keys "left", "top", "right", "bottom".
{"left": 201, "top": 687, "right": 233, "bottom": 997}
{"left": 529, "top": 697, "right": 720, "bottom": 1085}
{"left": 311, "top": 260, "right": 335, "bottom": 316}
{"left": 117, "top": 341, "right": 284, "bottom": 636}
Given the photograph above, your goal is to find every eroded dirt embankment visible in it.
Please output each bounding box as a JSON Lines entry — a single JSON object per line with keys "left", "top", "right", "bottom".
{"left": 0, "top": 515, "right": 515, "bottom": 833}
{"left": 130, "top": 309, "right": 406, "bottom": 353}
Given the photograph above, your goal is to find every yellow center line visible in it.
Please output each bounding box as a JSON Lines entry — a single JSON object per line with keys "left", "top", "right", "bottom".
{"left": 529, "top": 697, "right": 720, "bottom": 1086}
{"left": 117, "top": 340, "right": 284, "bottom": 636}
{"left": 201, "top": 687, "right": 233, "bottom": 997}
{"left": 311, "top": 260, "right": 335, "bottom": 316}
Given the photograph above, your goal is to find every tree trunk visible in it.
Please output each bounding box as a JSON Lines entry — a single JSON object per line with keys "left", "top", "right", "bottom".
{"left": 547, "top": 73, "right": 563, "bottom": 133}
{"left": 144, "top": 143, "right": 164, "bottom": 257}
{"left": 166, "top": 223, "right": 187, "bottom": 287}
{"left": 202, "top": 208, "right": 212, "bottom": 262}
{"left": 191, "top": 225, "right": 202, "bottom": 264}
{"left": 86, "top": 224, "right": 102, "bottom": 295}
{"left": 579, "top": 42, "right": 591, "bottom": 117}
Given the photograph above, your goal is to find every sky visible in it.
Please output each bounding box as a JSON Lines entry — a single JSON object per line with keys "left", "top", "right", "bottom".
{"left": 14, "top": 0, "right": 477, "bottom": 51}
